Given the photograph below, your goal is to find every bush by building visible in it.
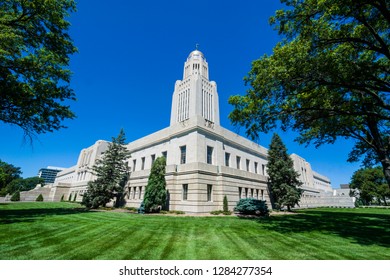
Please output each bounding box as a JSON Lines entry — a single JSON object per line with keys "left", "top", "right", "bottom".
{"left": 234, "top": 198, "right": 269, "bottom": 216}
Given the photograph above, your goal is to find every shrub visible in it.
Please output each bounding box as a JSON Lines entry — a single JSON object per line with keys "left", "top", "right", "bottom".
{"left": 223, "top": 195, "right": 229, "bottom": 212}
{"left": 210, "top": 210, "right": 223, "bottom": 215}
{"left": 10, "top": 191, "right": 20, "bottom": 201}
{"left": 36, "top": 194, "right": 44, "bottom": 201}
{"left": 171, "top": 210, "right": 185, "bottom": 215}
{"left": 125, "top": 207, "right": 138, "bottom": 213}
{"left": 234, "top": 198, "right": 269, "bottom": 216}
{"left": 222, "top": 210, "right": 232, "bottom": 215}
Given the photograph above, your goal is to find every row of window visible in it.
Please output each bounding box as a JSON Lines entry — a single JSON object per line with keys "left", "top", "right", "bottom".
{"left": 182, "top": 184, "right": 213, "bottom": 202}
{"left": 238, "top": 187, "right": 265, "bottom": 200}
{"left": 127, "top": 186, "right": 143, "bottom": 200}
{"left": 209, "top": 148, "right": 267, "bottom": 175}
{"left": 77, "top": 171, "right": 88, "bottom": 181}
{"left": 125, "top": 184, "right": 265, "bottom": 202}
{"left": 132, "top": 152, "right": 167, "bottom": 171}
{"left": 131, "top": 145, "right": 267, "bottom": 176}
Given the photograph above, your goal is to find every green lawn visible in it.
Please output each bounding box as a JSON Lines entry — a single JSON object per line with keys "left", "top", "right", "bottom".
{"left": 0, "top": 202, "right": 389, "bottom": 260}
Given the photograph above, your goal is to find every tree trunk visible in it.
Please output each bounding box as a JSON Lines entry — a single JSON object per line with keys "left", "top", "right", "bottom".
{"left": 366, "top": 113, "right": 390, "bottom": 190}
{"left": 380, "top": 158, "right": 390, "bottom": 190}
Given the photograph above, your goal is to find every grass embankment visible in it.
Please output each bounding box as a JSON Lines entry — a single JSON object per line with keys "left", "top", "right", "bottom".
{"left": 0, "top": 202, "right": 389, "bottom": 260}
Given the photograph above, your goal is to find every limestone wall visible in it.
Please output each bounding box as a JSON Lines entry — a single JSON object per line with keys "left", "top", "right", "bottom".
{"left": 297, "top": 191, "right": 354, "bottom": 209}
{"left": 20, "top": 186, "right": 52, "bottom": 201}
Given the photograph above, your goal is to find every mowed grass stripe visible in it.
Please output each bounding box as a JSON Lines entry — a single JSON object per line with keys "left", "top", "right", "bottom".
{"left": 1, "top": 203, "right": 389, "bottom": 260}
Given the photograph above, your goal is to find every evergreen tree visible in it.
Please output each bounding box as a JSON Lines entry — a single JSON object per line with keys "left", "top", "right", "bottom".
{"left": 267, "top": 133, "right": 303, "bottom": 211}
{"left": 223, "top": 195, "right": 229, "bottom": 212}
{"left": 143, "top": 157, "right": 167, "bottom": 213}
{"left": 82, "top": 129, "right": 131, "bottom": 209}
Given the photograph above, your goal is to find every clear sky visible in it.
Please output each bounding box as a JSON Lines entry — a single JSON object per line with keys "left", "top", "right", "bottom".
{"left": 0, "top": 0, "right": 361, "bottom": 187}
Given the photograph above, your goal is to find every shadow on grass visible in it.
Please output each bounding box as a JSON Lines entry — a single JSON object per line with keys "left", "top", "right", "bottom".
{"left": 253, "top": 210, "right": 390, "bottom": 247}
{"left": 0, "top": 207, "right": 89, "bottom": 224}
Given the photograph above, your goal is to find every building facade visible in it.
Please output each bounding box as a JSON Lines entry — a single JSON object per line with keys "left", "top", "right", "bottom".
{"left": 38, "top": 166, "right": 65, "bottom": 184}
{"left": 20, "top": 49, "right": 354, "bottom": 211}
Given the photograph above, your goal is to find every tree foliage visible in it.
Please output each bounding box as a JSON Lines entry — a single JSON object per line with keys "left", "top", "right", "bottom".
{"left": 82, "top": 129, "right": 131, "bottom": 209}
{"left": 234, "top": 198, "right": 270, "bottom": 216}
{"left": 350, "top": 166, "right": 390, "bottom": 205}
{"left": 3, "top": 176, "right": 44, "bottom": 195}
{"left": 228, "top": 0, "right": 390, "bottom": 187}
{"left": 143, "top": 156, "right": 167, "bottom": 213}
{"left": 267, "top": 133, "right": 303, "bottom": 211}
{"left": 0, "top": 0, "right": 77, "bottom": 139}
{"left": 0, "top": 159, "right": 22, "bottom": 195}
{"left": 10, "top": 190, "right": 20, "bottom": 201}
{"left": 223, "top": 195, "right": 229, "bottom": 212}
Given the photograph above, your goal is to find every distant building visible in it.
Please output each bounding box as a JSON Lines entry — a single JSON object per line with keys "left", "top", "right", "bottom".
{"left": 38, "top": 166, "right": 65, "bottom": 184}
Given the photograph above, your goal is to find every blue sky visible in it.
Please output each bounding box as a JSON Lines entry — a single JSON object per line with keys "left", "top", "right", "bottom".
{"left": 0, "top": 0, "right": 361, "bottom": 187}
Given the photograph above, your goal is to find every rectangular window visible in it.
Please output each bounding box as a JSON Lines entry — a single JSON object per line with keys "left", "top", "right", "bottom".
{"left": 261, "top": 189, "right": 264, "bottom": 200}
{"left": 183, "top": 184, "right": 188, "bottom": 201}
{"left": 133, "top": 187, "right": 136, "bottom": 199}
{"left": 207, "top": 146, "right": 213, "bottom": 164}
{"left": 139, "top": 186, "right": 142, "bottom": 199}
{"left": 133, "top": 159, "right": 137, "bottom": 171}
{"left": 207, "top": 184, "right": 212, "bottom": 202}
{"left": 256, "top": 189, "right": 259, "bottom": 199}
{"left": 251, "top": 188, "right": 254, "bottom": 198}
{"left": 254, "top": 162, "right": 258, "bottom": 174}
{"left": 238, "top": 187, "right": 242, "bottom": 199}
{"left": 162, "top": 151, "right": 167, "bottom": 159}
{"left": 180, "top": 146, "right": 186, "bottom": 164}
{"left": 262, "top": 164, "right": 266, "bottom": 175}
{"left": 141, "top": 157, "right": 145, "bottom": 170}
{"left": 246, "top": 159, "right": 250, "bottom": 171}
{"left": 151, "top": 154, "right": 156, "bottom": 166}
{"left": 127, "top": 187, "right": 131, "bottom": 199}
{"left": 236, "top": 156, "right": 241, "bottom": 169}
{"left": 225, "top": 152, "right": 230, "bottom": 167}
{"left": 245, "top": 188, "right": 248, "bottom": 198}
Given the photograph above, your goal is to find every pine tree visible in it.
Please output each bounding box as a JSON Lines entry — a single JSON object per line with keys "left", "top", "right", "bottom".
{"left": 267, "top": 133, "right": 303, "bottom": 211}
{"left": 82, "top": 129, "right": 131, "bottom": 209}
{"left": 223, "top": 195, "right": 229, "bottom": 212}
{"left": 143, "top": 157, "right": 167, "bottom": 213}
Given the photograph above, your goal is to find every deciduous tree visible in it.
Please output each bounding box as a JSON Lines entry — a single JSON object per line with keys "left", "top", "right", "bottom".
{"left": 0, "top": 0, "right": 77, "bottom": 139}
{"left": 0, "top": 160, "right": 21, "bottom": 195}
{"left": 228, "top": 0, "right": 390, "bottom": 188}
{"left": 350, "top": 166, "right": 390, "bottom": 205}
{"left": 4, "top": 176, "right": 44, "bottom": 195}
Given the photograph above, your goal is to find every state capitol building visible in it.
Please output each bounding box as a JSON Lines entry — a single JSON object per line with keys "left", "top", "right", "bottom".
{"left": 20, "top": 49, "right": 354, "bottom": 211}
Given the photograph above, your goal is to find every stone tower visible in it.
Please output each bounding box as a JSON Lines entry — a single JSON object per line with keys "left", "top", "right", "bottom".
{"left": 170, "top": 49, "right": 220, "bottom": 126}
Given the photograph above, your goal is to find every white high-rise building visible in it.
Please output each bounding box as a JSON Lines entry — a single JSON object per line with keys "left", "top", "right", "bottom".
{"left": 20, "top": 49, "right": 354, "bottom": 211}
